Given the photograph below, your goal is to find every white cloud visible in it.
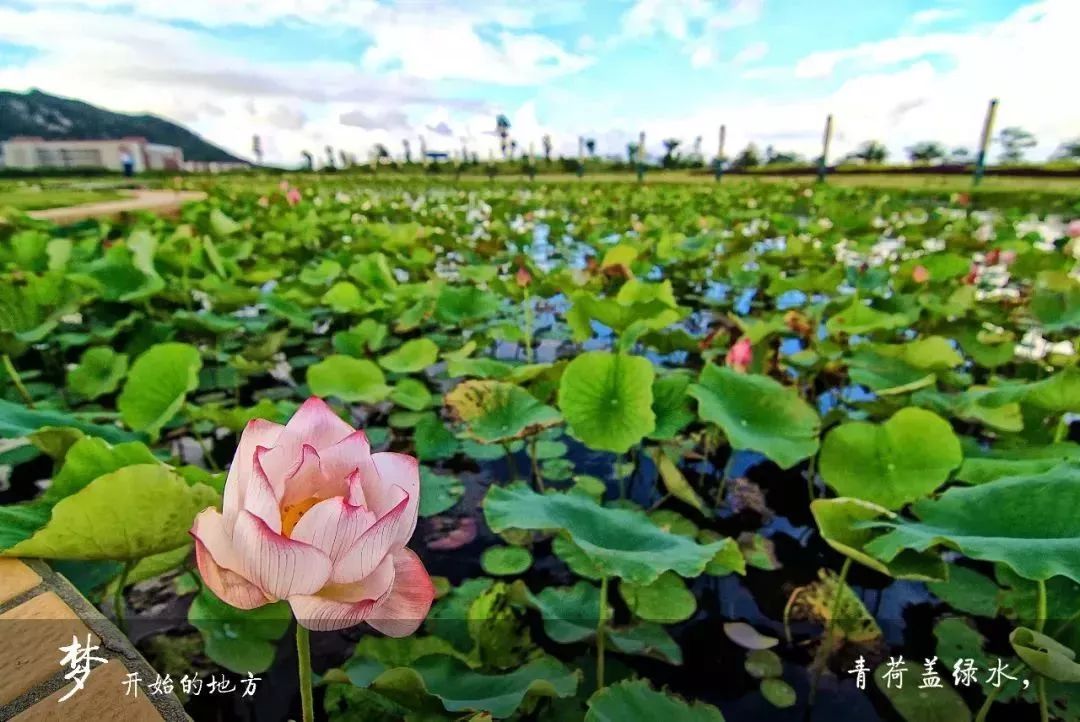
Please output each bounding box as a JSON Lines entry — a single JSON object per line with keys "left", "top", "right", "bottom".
{"left": 731, "top": 41, "right": 768, "bottom": 65}
{"left": 619, "top": 0, "right": 764, "bottom": 68}
{"left": 910, "top": 7, "right": 962, "bottom": 26}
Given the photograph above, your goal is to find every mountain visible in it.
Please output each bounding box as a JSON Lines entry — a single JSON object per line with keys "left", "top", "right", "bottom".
{"left": 0, "top": 89, "right": 244, "bottom": 163}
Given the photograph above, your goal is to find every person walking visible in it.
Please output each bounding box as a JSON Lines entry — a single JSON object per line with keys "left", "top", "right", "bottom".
{"left": 120, "top": 147, "right": 135, "bottom": 177}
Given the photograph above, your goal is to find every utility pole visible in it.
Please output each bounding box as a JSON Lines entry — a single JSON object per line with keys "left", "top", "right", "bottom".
{"left": 973, "top": 98, "right": 999, "bottom": 187}
{"left": 817, "top": 114, "right": 833, "bottom": 183}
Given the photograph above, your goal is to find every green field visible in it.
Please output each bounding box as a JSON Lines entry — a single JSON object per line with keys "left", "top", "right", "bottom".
{"left": 0, "top": 187, "right": 126, "bottom": 211}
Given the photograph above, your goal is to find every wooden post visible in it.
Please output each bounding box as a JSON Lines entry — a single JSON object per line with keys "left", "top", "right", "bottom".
{"left": 973, "top": 98, "right": 999, "bottom": 187}
{"left": 637, "top": 130, "right": 645, "bottom": 182}
{"left": 528, "top": 141, "right": 536, "bottom": 181}
{"left": 577, "top": 136, "right": 585, "bottom": 178}
{"left": 715, "top": 124, "right": 726, "bottom": 181}
{"left": 817, "top": 114, "right": 833, "bottom": 183}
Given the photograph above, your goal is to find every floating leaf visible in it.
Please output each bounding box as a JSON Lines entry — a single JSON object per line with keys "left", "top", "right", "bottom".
{"left": 723, "top": 622, "right": 778, "bottom": 650}
{"left": 419, "top": 467, "right": 464, "bottom": 517}
{"left": 745, "top": 649, "right": 783, "bottom": 679}
{"left": 188, "top": 586, "right": 292, "bottom": 674}
{"left": 874, "top": 661, "right": 971, "bottom": 722}
{"left": 379, "top": 338, "right": 439, "bottom": 374}
{"left": 619, "top": 571, "right": 697, "bottom": 623}
{"left": 819, "top": 408, "right": 961, "bottom": 509}
{"left": 117, "top": 342, "right": 202, "bottom": 439}
{"left": 446, "top": 380, "right": 561, "bottom": 443}
{"left": 760, "top": 679, "right": 796, "bottom": 709}
{"left": 306, "top": 355, "right": 390, "bottom": 404}
{"left": 558, "top": 351, "right": 655, "bottom": 453}
{"left": 481, "top": 546, "right": 533, "bottom": 576}
{"left": 389, "top": 378, "right": 433, "bottom": 411}
{"left": 484, "top": 484, "right": 726, "bottom": 584}
{"left": 689, "top": 364, "right": 820, "bottom": 469}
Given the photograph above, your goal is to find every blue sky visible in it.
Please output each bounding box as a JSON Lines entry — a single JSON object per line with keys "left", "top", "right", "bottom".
{"left": 0, "top": 0, "right": 1072, "bottom": 165}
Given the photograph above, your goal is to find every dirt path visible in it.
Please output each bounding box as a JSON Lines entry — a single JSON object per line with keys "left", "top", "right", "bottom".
{"left": 28, "top": 189, "right": 207, "bottom": 224}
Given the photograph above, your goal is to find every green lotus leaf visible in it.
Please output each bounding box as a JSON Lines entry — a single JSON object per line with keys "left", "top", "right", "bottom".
{"left": 1009, "top": 627, "right": 1080, "bottom": 682}
{"left": 446, "top": 380, "right": 561, "bottom": 443}
{"left": 484, "top": 483, "right": 726, "bottom": 584}
{"left": 434, "top": 285, "right": 500, "bottom": 324}
{"left": 414, "top": 412, "right": 459, "bottom": 461}
{"left": 0, "top": 399, "right": 139, "bottom": 445}
{"left": 761, "top": 678, "right": 797, "bottom": 709}
{"left": 300, "top": 259, "right": 343, "bottom": 286}
{"left": 43, "top": 435, "right": 159, "bottom": 502}
{"left": 649, "top": 447, "right": 706, "bottom": 513}
{"left": 117, "top": 342, "right": 202, "bottom": 440}
{"left": 3, "top": 464, "right": 218, "bottom": 560}
{"left": 188, "top": 586, "right": 291, "bottom": 674}
{"left": 481, "top": 546, "right": 533, "bottom": 576}
{"left": 208, "top": 208, "right": 242, "bottom": 237}
{"left": 379, "top": 338, "right": 439, "bottom": 374}
{"left": 926, "top": 565, "right": 1000, "bottom": 617}
{"left": 865, "top": 463, "right": 1080, "bottom": 583}
{"left": 811, "top": 497, "right": 947, "bottom": 581}
{"left": 306, "top": 355, "right": 390, "bottom": 404}
{"left": 322, "top": 281, "right": 365, "bottom": 313}
{"left": 649, "top": 373, "right": 695, "bottom": 440}
{"left": 980, "top": 367, "right": 1080, "bottom": 414}
{"left": 619, "top": 571, "right": 697, "bottom": 623}
{"left": 819, "top": 408, "right": 961, "bottom": 509}
{"left": 1031, "top": 285, "right": 1080, "bottom": 332}
{"left": 389, "top": 378, "right": 433, "bottom": 411}
{"left": 744, "top": 649, "right": 783, "bottom": 679}
{"left": 66, "top": 347, "right": 128, "bottom": 400}
{"left": 956, "top": 442, "right": 1080, "bottom": 485}
{"left": 870, "top": 336, "right": 964, "bottom": 370}
{"left": 342, "top": 653, "right": 578, "bottom": 719}
{"left": 419, "top": 467, "right": 463, "bottom": 517}
{"left": 826, "top": 300, "right": 910, "bottom": 336}
{"left": 557, "top": 351, "right": 655, "bottom": 453}
{"left": 874, "top": 661, "right": 971, "bottom": 722}
{"left": 585, "top": 679, "right": 725, "bottom": 722}
{"left": 689, "top": 364, "right": 820, "bottom": 469}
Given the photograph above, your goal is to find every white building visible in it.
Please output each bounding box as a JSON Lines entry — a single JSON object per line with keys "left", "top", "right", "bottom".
{"left": 0, "top": 136, "right": 183, "bottom": 172}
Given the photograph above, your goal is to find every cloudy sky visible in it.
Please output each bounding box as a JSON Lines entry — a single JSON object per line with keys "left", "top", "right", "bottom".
{"left": 0, "top": 0, "right": 1073, "bottom": 166}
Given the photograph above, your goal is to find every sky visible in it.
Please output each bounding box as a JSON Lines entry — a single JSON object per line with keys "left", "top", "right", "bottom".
{"left": 0, "top": 0, "right": 1074, "bottom": 166}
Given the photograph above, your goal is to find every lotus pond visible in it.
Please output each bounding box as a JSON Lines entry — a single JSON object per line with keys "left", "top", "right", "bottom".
{"left": 1, "top": 177, "right": 1079, "bottom": 721}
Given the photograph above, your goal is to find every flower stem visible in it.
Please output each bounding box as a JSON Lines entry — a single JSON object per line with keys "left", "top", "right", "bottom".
{"left": 596, "top": 576, "right": 608, "bottom": 691}
{"left": 502, "top": 443, "right": 517, "bottom": 483}
{"left": 1037, "top": 579, "right": 1048, "bottom": 722}
{"left": 114, "top": 560, "right": 133, "bottom": 634}
{"left": 296, "top": 624, "right": 314, "bottom": 722}
{"left": 810, "top": 556, "right": 853, "bottom": 705}
{"left": 3, "top": 354, "right": 34, "bottom": 408}
{"left": 529, "top": 437, "right": 544, "bottom": 492}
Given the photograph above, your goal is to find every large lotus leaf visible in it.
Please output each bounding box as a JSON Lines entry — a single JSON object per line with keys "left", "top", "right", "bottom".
{"left": 607, "top": 623, "right": 683, "bottom": 665}
{"left": 826, "top": 300, "right": 910, "bottom": 336}
{"left": 117, "top": 342, "right": 202, "bottom": 439}
{"left": 188, "top": 586, "right": 291, "bottom": 674}
{"left": 446, "top": 380, "right": 561, "bottom": 443}
{"left": 649, "top": 373, "right": 695, "bottom": 440}
{"left": 518, "top": 580, "right": 606, "bottom": 644}
{"left": 980, "top": 367, "right": 1080, "bottom": 414}
{"left": 484, "top": 484, "right": 725, "bottom": 584}
{"left": 379, "top": 338, "right": 439, "bottom": 374}
{"left": 913, "top": 388, "right": 1023, "bottom": 433}
{"left": 819, "top": 408, "right": 961, "bottom": 509}
{"left": 926, "top": 565, "right": 1001, "bottom": 617}
{"left": 306, "top": 355, "right": 391, "bottom": 403}
{"left": 0, "top": 502, "right": 52, "bottom": 549}
{"left": 0, "top": 400, "right": 140, "bottom": 444}
{"left": 1031, "top": 285, "right": 1080, "bottom": 332}
{"left": 847, "top": 350, "right": 935, "bottom": 396}
{"left": 865, "top": 463, "right": 1080, "bottom": 582}
{"left": 43, "top": 436, "right": 159, "bottom": 502}
{"left": 619, "top": 571, "right": 697, "bottom": 623}
{"left": 956, "top": 442, "right": 1080, "bottom": 485}
{"left": 874, "top": 661, "right": 971, "bottom": 722}
{"left": 343, "top": 653, "right": 578, "bottom": 719}
{"left": 810, "top": 498, "right": 947, "bottom": 581}
{"left": 414, "top": 412, "right": 459, "bottom": 461}
{"left": 322, "top": 281, "right": 365, "bottom": 313}
{"left": 585, "top": 679, "right": 725, "bottom": 722}
{"left": 66, "top": 347, "right": 128, "bottom": 400}
{"left": 688, "top": 364, "right": 820, "bottom": 469}
{"left": 434, "top": 286, "right": 500, "bottom": 324}
{"left": 3, "top": 464, "right": 218, "bottom": 560}
{"left": 1009, "top": 627, "right": 1080, "bottom": 682}
{"left": 870, "top": 336, "right": 964, "bottom": 370}
{"left": 557, "top": 351, "right": 655, "bottom": 454}
{"left": 419, "top": 467, "right": 463, "bottom": 517}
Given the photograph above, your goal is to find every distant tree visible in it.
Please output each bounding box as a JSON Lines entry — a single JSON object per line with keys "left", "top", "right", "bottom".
{"left": 731, "top": 143, "right": 761, "bottom": 169}
{"left": 661, "top": 138, "right": 681, "bottom": 168}
{"left": 542, "top": 134, "right": 553, "bottom": 163}
{"left": 997, "top": 126, "right": 1036, "bottom": 163}
{"left": 585, "top": 138, "right": 596, "bottom": 157}
{"left": 496, "top": 114, "right": 511, "bottom": 157}
{"left": 301, "top": 150, "right": 313, "bottom": 170}
{"left": 627, "top": 142, "right": 640, "bottom": 163}
{"left": 765, "top": 149, "right": 802, "bottom": 165}
{"left": 402, "top": 139, "right": 412, "bottom": 164}
{"left": 906, "top": 141, "right": 947, "bottom": 164}
{"left": 949, "top": 146, "right": 971, "bottom": 163}
{"left": 1054, "top": 138, "right": 1080, "bottom": 161}
{"left": 372, "top": 143, "right": 391, "bottom": 161}
{"left": 848, "top": 140, "right": 888, "bottom": 164}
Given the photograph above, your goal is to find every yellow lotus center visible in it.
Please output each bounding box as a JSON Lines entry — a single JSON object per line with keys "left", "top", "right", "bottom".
{"left": 281, "top": 496, "right": 321, "bottom": 537}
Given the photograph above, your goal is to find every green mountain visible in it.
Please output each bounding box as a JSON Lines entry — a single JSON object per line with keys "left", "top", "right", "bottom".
{"left": 0, "top": 89, "right": 244, "bottom": 163}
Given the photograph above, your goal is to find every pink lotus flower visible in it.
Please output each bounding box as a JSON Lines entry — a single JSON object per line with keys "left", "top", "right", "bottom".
{"left": 1068, "top": 219, "right": 1080, "bottom": 239}
{"left": 286, "top": 188, "right": 302, "bottom": 206}
{"left": 912, "top": 265, "right": 930, "bottom": 283}
{"left": 257, "top": 196, "right": 270, "bottom": 208}
{"left": 725, "top": 337, "right": 753, "bottom": 373}
{"left": 279, "top": 180, "right": 291, "bottom": 192}
{"left": 190, "top": 397, "right": 433, "bottom": 634}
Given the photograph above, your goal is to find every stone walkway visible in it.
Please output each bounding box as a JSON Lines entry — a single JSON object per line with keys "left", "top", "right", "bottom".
{"left": 27, "top": 190, "right": 207, "bottom": 224}
{"left": 0, "top": 559, "right": 187, "bottom": 721}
